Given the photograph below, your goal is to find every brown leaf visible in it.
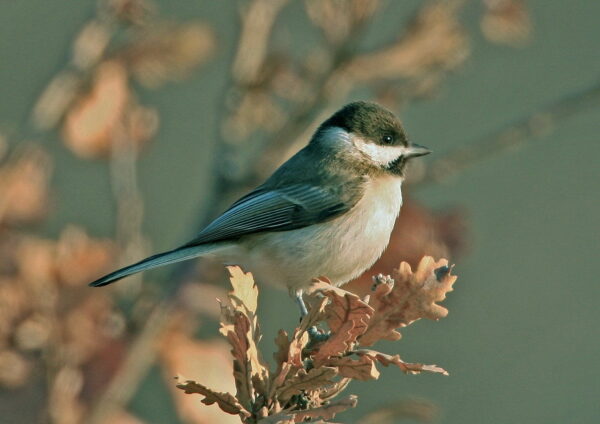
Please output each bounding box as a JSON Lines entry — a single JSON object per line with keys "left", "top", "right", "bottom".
{"left": 345, "top": 197, "right": 466, "bottom": 298}
{"left": 176, "top": 377, "right": 251, "bottom": 418}
{"left": 360, "top": 256, "right": 457, "bottom": 347}
{"left": 309, "top": 281, "right": 374, "bottom": 362}
{"left": 326, "top": 355, "right": 380, "bottom": 381}
{"left": 273, "top": 329, "right": 291, "bottom": 374}
{"left": 219, "top": 307, "right": 268, "bottom": 407}
{"left": 219, "top": 268, "right": 270, "bottom": 407}
{"left": 481, "top": 0, "right": 531, "bottom": 46}
{"left": 319, "top": 378, "right": 351, "bottom": 402}
{"left": 226, "top": 266, "right": 258, "bottom": 314}
{"left": 344, "top": 2, "right": 468, "bottom": 81}
{"left": 305, "top": 0, "right": 379, "bottom": 45}
{"left": 269, "top": 296, "right": 327, "bottom": 392}
{"left": 0, "top": 350, "right": 31, "bottom": 388}
{"left": 276, "top": 367, "right": 338, "bottom": 402}
{"left": 0, "top": 147, "right": 52, "bottom": 225}
{"left": 55, "top": 226, "right": 115, "bottom": 286}
{"left": 355, "top": 350, "right": 448, "bottom": 376}
{"left": 121, "top": 22, "right": 215, "bottom": 88}
{"left": 63, "top": 60, "right": 129, "bottom": 159}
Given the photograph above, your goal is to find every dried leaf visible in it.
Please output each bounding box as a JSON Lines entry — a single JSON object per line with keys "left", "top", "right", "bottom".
{"left": 219, "top": 268, "right": 270, "bottom": 407}
{"left": 319, "top": 378, "right": 351, "bottom": 402}
{"left": 326, "top": 355, "right": 379, "bottom": 381}
{"left": 0, "top": 350, "right": 31, "bottom": 388}
{"left": 14, "top": 314, "right": 50, "bottom": 351}
{"left": 305, "top": 0, "right": 379, "bottom": 45}
{"left": 0, "top": 147, "right": 52, "bottom": 225}
{"left": 55, "top": 226, "right": 115, "bottom": 286}
{"left": 345, "top": 198, "right": 466, "bottom": 298}
{"left": 356, "top": 350, "right": 448, "bottom": 376}
{"left": 276, "top": 367, "right": 338, "bottom": 402}
{"left": 220, "top": 307, "right": 268, "bottom": 406}
{"left": 309, "top": 280, "right": 373, "bottom": 362}
{"left": 63, "top": 60, "right": 129, "bottom": 158}
{"left": 360, "top": 256, "right": 456, "bottom": 346}
{"left": 122, "top": 22, "right": 215, "bottom": 88}
{"left": 273, "top": 329, "right": 291, "bottom": 373}
{"left": 226, "top": 265, "right": 259, "bottom": 314}
{"left": 345, "top": 2, "right": 468, "bottom": 81}
{"left": 269, "top": 328, "right": 308, "bottom": 395}
{"left": 176, "top": 377, "right": 251, "bottom": 418}
{"left": 481, "top": 0, "right": 531, "bottom": 46}
{"left": 269, "top": 296, "right": 326, "bottom": 391}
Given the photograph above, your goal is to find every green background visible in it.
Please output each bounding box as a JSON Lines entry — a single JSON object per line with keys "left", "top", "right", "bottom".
{"left": 1, "top": 1, "right": 599, "bottom": 423}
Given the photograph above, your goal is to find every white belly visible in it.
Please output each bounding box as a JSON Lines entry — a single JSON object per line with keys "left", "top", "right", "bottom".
{"left": 222, "top": 176, "right": 403, "bottom": 292}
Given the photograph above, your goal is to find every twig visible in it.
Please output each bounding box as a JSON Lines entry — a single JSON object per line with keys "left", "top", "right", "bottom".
{"left": 417, "top": 79, "right": 600, "bottom": 185}
{"left": 87, "top": 301, "right": 175, "bottom": 424}
{"left": 109, "top": 121, "right": 147, "bottom": 288}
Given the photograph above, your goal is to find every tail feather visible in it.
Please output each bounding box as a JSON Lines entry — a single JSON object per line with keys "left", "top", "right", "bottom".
{"left": 89, "top": 242, "right": 228, "bottom": 287}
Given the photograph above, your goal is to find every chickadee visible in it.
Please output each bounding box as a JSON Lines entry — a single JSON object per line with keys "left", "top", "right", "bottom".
{"left": 90, "top": 101, "right": 430, "bottom": 313}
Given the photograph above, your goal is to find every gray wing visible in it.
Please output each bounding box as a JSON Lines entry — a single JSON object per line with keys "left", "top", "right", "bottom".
{"left": 183, "top": 184, "right": 359, "bottom": 246}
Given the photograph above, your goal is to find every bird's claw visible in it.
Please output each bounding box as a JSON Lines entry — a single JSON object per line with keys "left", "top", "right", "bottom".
{"left": 307, "top": 326, "right": 330, "bottom": 344}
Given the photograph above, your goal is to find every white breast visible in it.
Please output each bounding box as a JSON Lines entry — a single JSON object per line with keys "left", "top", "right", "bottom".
{"left": 229, "top": 176, "right": 403, "bottom": 292}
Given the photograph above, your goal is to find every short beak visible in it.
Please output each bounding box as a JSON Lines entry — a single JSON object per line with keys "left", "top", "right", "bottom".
{"left": 404, "top": 143, "right": 432, "bottom": 159}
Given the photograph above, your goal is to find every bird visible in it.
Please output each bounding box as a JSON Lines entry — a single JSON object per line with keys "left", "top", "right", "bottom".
{"left": 89, "top": 101, "right": 431, "bottom": 314}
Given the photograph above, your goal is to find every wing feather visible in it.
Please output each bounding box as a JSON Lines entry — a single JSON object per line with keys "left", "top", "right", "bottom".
{"left": 183, "top": 184, "right": 357, "bottom": 246}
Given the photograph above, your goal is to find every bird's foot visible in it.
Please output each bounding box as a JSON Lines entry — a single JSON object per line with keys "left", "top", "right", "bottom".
{"left": 295, "top": 291, "right": 330, "bottom": 344}
{"left": 307, "top": 325, "right": 330, "bottom": 345}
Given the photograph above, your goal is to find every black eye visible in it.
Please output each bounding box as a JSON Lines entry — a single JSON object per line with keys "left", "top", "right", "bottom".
{"left": 382, "top": 135, "right": 394, "bottom": 145}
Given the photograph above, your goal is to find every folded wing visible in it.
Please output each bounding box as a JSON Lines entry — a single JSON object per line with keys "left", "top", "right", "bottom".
{"left": 183, "top": 183, "right": 359, "bottom": 246}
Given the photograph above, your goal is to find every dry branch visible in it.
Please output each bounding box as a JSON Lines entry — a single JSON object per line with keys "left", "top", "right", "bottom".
{"left": 177, "top": 258, "right": 455, "bottom": 423}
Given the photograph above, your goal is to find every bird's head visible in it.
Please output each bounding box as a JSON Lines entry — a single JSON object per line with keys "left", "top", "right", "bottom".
{"left": 313, "top": 101, "right": 431, "bottom": 177}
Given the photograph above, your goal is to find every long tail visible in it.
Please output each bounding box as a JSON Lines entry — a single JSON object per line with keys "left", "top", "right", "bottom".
{"left": 89, "top": 242, "right": 230, "bottom": 287}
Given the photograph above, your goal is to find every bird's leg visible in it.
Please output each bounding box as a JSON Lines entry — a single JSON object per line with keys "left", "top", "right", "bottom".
{"left": 295, "top": 291, "right": 309, "bottom": 317}
{"left": 294, "top": 290, "right": 329, "bottom": 344}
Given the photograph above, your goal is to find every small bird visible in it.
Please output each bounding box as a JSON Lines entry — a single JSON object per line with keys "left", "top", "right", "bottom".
{"left": 90, "top": 101, "right": 430, "bottom": 314}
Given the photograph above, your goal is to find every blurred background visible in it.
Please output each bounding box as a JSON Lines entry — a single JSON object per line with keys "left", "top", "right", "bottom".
{"left": 0, "top": 0, "right": 598, "bottom": 423}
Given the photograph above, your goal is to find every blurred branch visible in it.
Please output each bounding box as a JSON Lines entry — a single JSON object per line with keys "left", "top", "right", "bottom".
{"left": 109, "top": 121, "right": 147, "bottom": 290}
{"left": 232, "top": 0, "right": 289, "bottom": 85}
{"left": 418, "top": 78, "right": 600, "bottom": 185}
{"left": 87, "top": 301, "right": 174, "bottom": 424}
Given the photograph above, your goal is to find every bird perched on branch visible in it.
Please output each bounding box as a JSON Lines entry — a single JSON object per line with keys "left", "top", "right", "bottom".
{"left": 90, "top": 101, "right": 431, "bottom": 314}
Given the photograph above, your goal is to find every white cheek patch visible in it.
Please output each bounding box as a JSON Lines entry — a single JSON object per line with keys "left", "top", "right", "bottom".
{"left": 353, "top": 138, "right": 407, "bottom": 166}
